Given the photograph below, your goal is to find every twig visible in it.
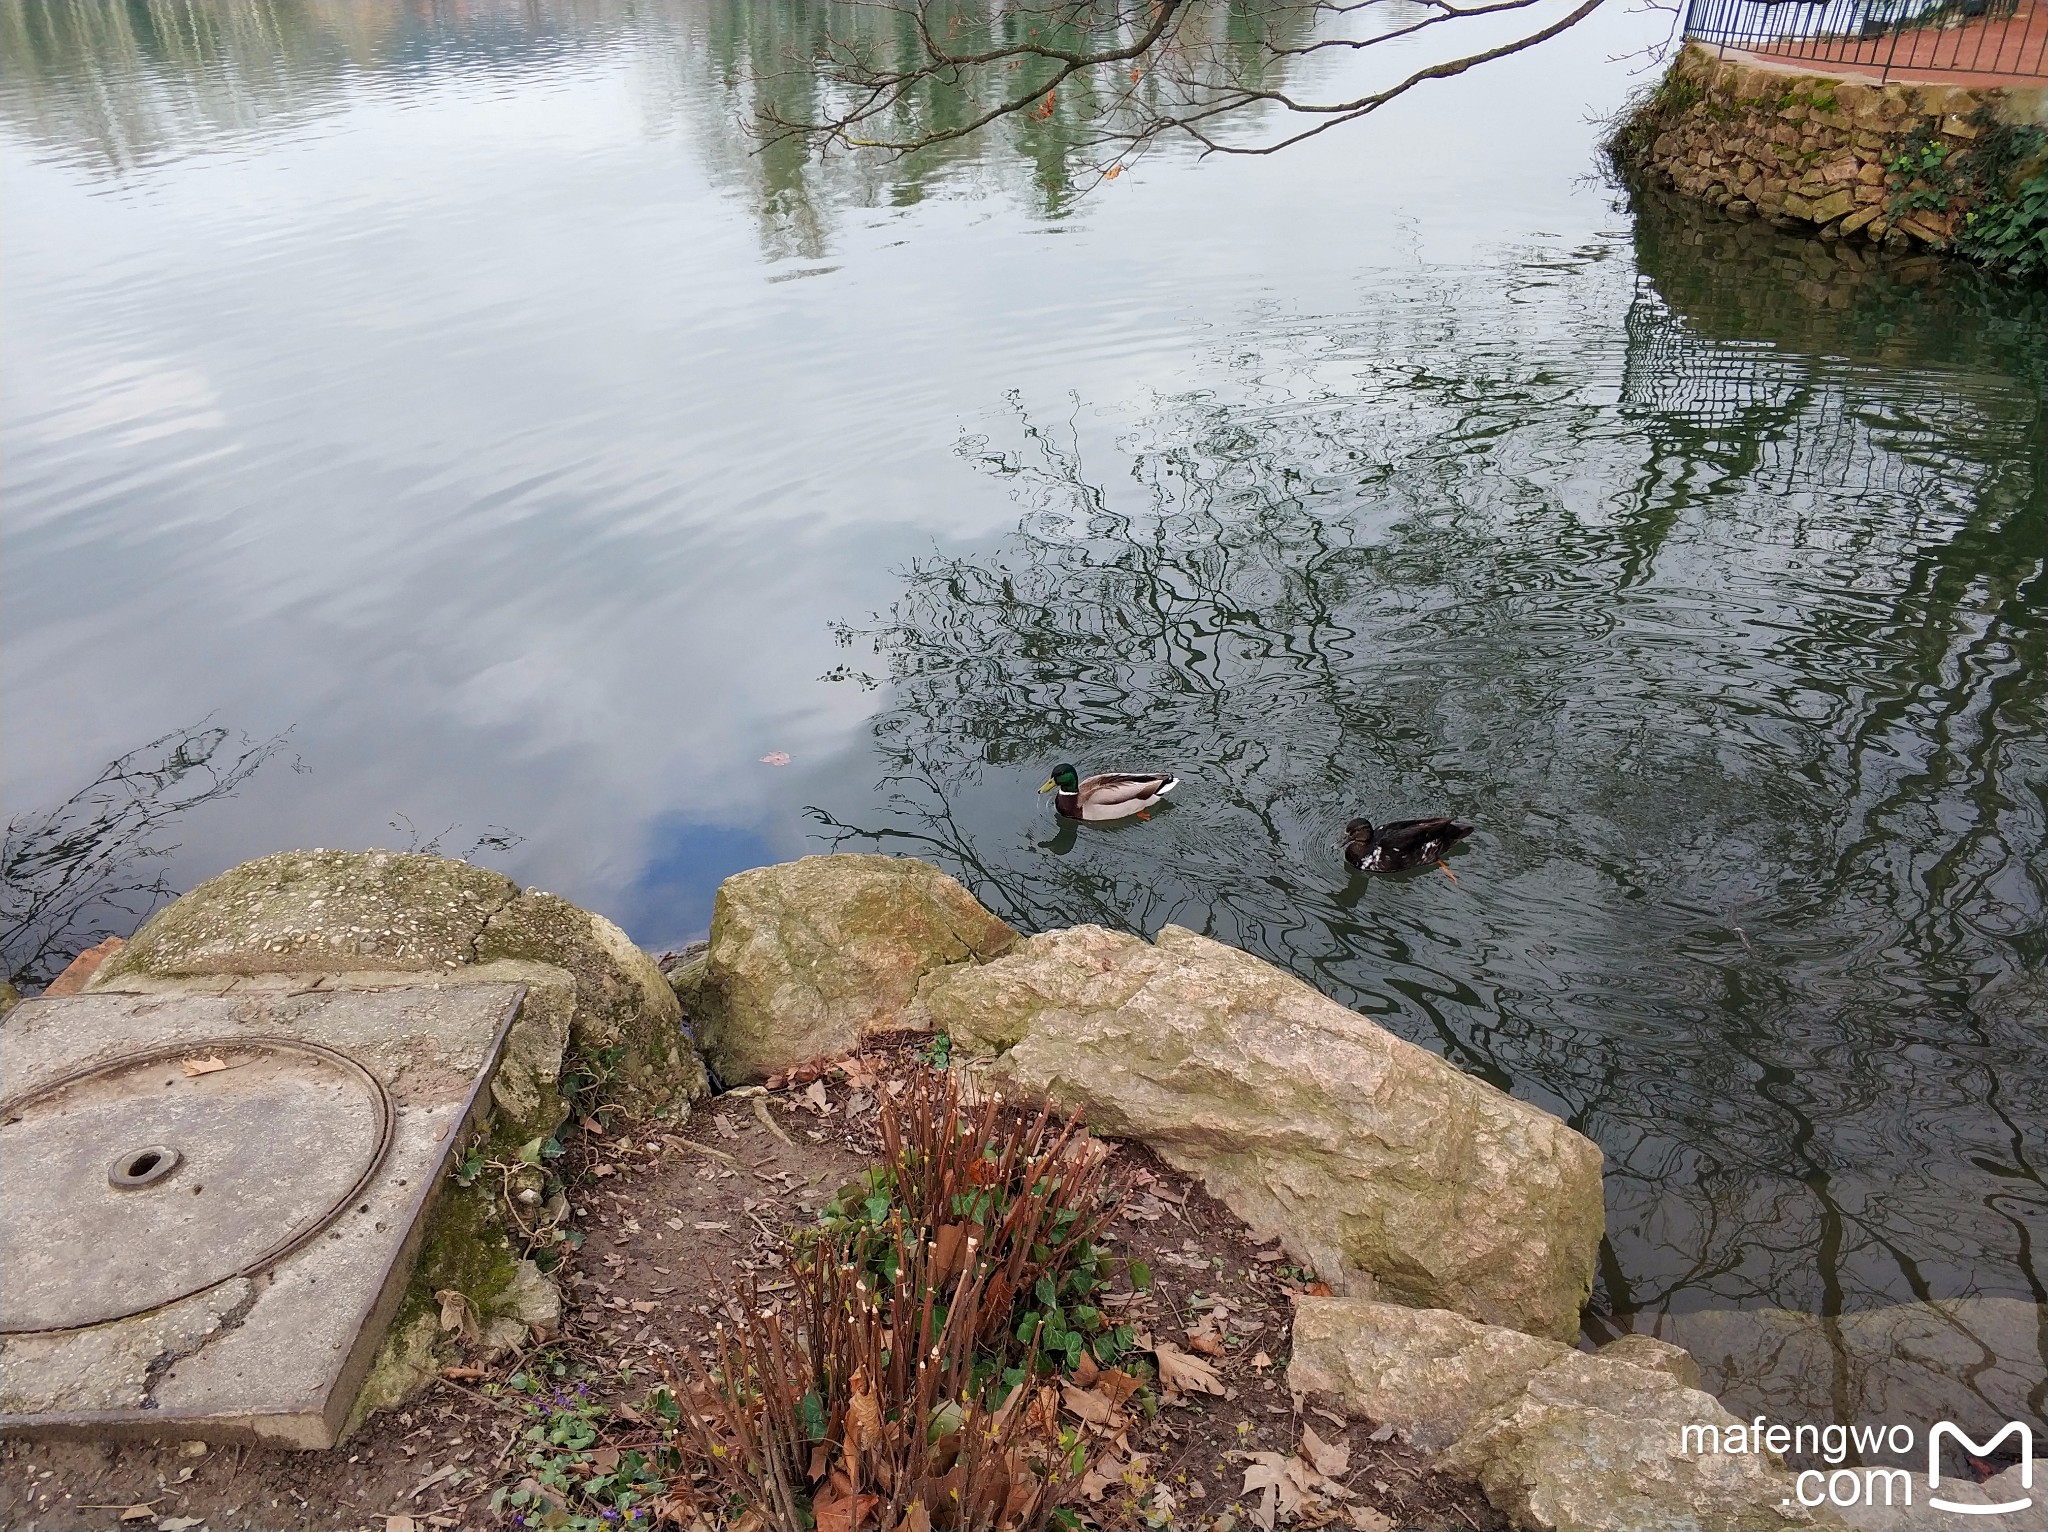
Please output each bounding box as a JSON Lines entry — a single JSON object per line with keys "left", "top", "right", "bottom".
{"left": 750, "top": 1095, "right": 794, "bottom": 1147}
{"left": 435, "top": 1375, "right": 524, "bottom": 1415}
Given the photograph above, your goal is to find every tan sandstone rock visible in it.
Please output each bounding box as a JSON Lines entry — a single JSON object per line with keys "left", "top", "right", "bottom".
{"left": 1592, "top": 1333, "right": 1701, "bottom": 1389}
{"left": 1290, "top": 1299, "right": 1825, "bottom": 1529}
{"left": 917, "top": 923, "right": 1604, "bottom": 1341}
{"left": 688, "top": 854, "right": 1017, "bottom": 1084}
{"left": 1288, "top": 1299, "right": 1569, "bottom": 1452}
{"left": 1441, "top": 1349, "right": 1835, "bottom": 1531}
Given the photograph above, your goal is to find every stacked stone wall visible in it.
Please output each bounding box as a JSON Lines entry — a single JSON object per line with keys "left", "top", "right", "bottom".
{"left": 1619, "top": 43, "right": 2048, "bottom": 250}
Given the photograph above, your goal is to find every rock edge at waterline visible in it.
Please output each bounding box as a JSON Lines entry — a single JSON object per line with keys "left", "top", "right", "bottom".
{"left": 915, "top": 921, "right": 1606, "bottom": 1343}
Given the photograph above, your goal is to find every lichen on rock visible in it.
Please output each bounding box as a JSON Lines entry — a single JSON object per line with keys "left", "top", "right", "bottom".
{"left": 1292, "top": 1299, "right": 1832, "bottom": 1530}
{"left": 89, "top": 849, "right": 706, "bottom": 1114}
{"left": 1288, "top": 1298, "right": 1571, "bottom": 1454}
{"left": 1440, "top": 1348, "right": 1837, "bottom": 1530}
{"left": 689, "top": 853, "right": 1017, "bottom": 1084}
{"left": 473, "top": 889, "right": 706, "bottom": 1113}
{"left": 921, "top": 922, "right": 1605, "bottom": 1342}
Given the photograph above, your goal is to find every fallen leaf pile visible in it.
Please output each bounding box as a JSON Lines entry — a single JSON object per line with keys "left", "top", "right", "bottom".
{"left": 1151, "top": 1337, "right": 1224, "bottom": 1402}
{"left": 1237, "top": 1426, "right": 1393, "bottom": 1531}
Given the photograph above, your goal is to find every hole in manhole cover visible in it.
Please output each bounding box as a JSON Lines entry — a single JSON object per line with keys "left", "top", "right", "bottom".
{"left": 0, "top": 1038, "right": 392, "bottom": 1333}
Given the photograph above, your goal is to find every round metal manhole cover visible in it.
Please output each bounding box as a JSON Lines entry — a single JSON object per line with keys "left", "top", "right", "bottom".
{"left": 0, "top": 1037, "right": 392, "bottom": 1333}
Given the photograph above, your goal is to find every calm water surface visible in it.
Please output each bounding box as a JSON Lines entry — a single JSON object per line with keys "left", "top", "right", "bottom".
{"left": 5, "top": 1, "right": 2045, "bottom": 1427}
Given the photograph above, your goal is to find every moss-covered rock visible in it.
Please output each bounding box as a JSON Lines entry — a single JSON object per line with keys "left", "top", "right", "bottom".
{"left": 89, "top": 849, "right": 705, "bottom": 1114}
{"left": 691, "top": 854, "right": 1017, "bottom": 1084}
{"left": 918, "top": 923, "right": 1605, "bottom": 1343}
{"left": 474, "top": 890, "right": 704, "bottom": 1112}
{"left": 91, "top": 848, "right": 519, "bottom": 978}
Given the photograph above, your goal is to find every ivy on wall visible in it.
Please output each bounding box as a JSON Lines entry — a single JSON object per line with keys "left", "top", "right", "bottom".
{"left": 1886, "top": 109, "right": 2048, "bottom": 279}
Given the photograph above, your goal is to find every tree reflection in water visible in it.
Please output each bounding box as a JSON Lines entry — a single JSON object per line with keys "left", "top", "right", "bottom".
{"left": 815, "top": 196, "right": 2048, "bottom": 1347}
{"left": 0, "top": 721, "right": 294, "bottom": 988}
{"left": 0, "top": 0, "right": 1300, "bottom": 257}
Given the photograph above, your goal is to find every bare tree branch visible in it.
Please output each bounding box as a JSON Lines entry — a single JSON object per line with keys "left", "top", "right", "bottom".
{"left": 752, "top": 0, "right": 1610, "bottom": 164}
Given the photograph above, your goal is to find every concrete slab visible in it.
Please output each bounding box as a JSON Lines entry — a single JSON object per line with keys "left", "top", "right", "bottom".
{"left": 0, "top": 984, "right": 524, "bottom": 1448}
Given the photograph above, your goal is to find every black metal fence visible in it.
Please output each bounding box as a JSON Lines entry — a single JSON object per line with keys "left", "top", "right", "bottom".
{"left": 1682, "top": 0, "right": 2048, "bottom": 79}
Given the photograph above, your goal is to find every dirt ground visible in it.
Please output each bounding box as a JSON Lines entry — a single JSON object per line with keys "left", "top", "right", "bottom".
{"left": 0, "top": 1045, "right": 1501, "bottom": 1532}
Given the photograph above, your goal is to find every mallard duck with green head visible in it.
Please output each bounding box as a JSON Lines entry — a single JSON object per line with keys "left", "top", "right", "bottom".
{"left": 1040, "top": 763, "right": 1179, "bottom": 822}
{"left": 1343, "top": 816, "right": 1473, "bottom": 879}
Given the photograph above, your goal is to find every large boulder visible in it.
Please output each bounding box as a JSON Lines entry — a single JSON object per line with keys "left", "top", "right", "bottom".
{"left": 88, "top": 849, "right": 703, "bottom": 1113}
{"left": 1291, "top": 1299, "right": 1823, "bottom": 1529}
{"left": 1439, "top": 1349, "right": 1835, "bottom": 1531}
{"left": 683, "top": 854, "right": 1017, "bottom": 1084}
{"left": 1288, "top": 1298, "right": 1571, "bottom": 1453}
{"left": 915, "top": 924, "right": 1604, "bottom": 1341}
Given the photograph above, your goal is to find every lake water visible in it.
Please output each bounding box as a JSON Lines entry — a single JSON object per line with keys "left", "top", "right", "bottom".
{"left": 4, "top": 0, "right": 2045, "bottom": 1432}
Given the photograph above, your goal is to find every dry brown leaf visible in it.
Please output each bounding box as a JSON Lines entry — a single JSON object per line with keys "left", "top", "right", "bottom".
{"left": 1060, "top": 1382, "right": 1119, "bottom": 1428}
{"left": 180, "top": 1056, "right": 227, "bottom": 1077}
{"left": 812, "top": 1490, "right": 879, "bottom": 1532}
{"left": 842, "top": 1057, "right": 880, "bottom": 1089}
{"left": 384, "top": 1518, "right": 418, "bottom": 1532}
{"left": 898, "top": 1502, "right": 932, "bottom": 1532}
{"left": 804, "top": 1079, "right": 830, "bottom": 1115}
{"left": 1186, "top": 1315, "right": 1228, "bottom": 1358}
{"left": 1301, "top": 1423, "right": 1351, "bottom": 1480}
{"left": 1347, "top": 1510, "right": 1396, "bottom": 1531}
{"left": 1077, "top": 1449, "right": 1145, "bottom": 1503}
{"left": 1240, "top": 1453, "right": 1291, "bottom": 1531}
{"left": 1154, "top": 1339, "right": 1225, "bottom": 1398}
{"left": 438, "top": 1365, "right": 484, "bottom": 1381}
{"left": 932, "top": 1221, "right": 983, "bottom": 1284}
{"left": 845, "top": 1368, "right": 884, "bottom": 1487}
{"left": 1250, "top": 1350, "right": 1273, "bottom": 1370}
{"left": 1075, "top": 1462, "right": 1117, "bottom": 1503}
{"left": 1024, "top": 1383, "right": 1061, "bottom": 1438}
{"left": 1095, "top": 1367, "right": 1144, "bottom": 1409}
{"left": 118, "top": 1511, "right": 155, "bottom": 1525}
{"left": 1072, "top": 1346, "right": 1100, "bottom": 1387}
{"left": 434, "top": 1289, "right": 479, "bottom": 1344}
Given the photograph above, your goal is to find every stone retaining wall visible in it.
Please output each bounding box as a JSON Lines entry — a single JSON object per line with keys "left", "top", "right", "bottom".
{"left": 1616, "top": 42, "right": 2048, "bottom": 252}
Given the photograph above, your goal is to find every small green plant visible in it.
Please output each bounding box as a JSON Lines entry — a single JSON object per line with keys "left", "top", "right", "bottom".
{"left": 1603, "top": 66, "right": 1705, "bottom": 172}
{"left": 815, "top": 1074, "right": 1141, "bottom": 1378}
{"left": 1888, "top": 110, "right": 2048, "bottom": 280}
{"left": 1009, "top": 1248, "right": 1139, "bottom": 1377}
{"left": 489, "top": 1366, "right": 679, "bottom": 1530}
{"left": 691, "top": 1074, "right": 1142, "bottom": 1531}
{"left": 923, "top": 1029, "right": 953, "bottom": 1068}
